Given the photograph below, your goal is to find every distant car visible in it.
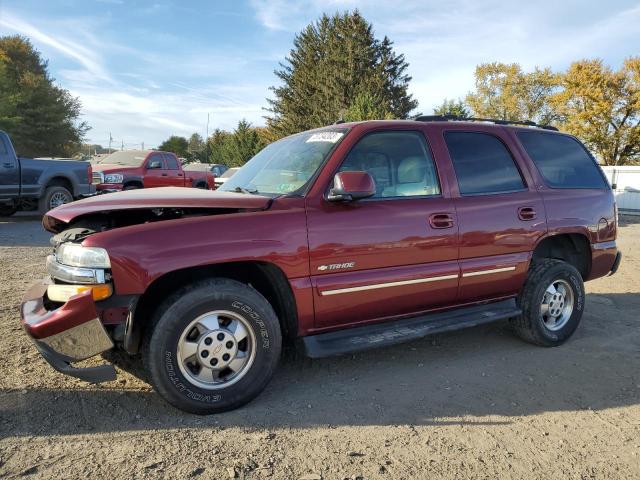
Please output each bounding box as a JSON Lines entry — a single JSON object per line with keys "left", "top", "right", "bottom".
{"left": 0, "top": 130, "right": 94, "bottom": 215}
{"left": 213, "top": 167, "right": 239, "bottom": 189}
{"left": 91, "top": 150, "right": 214, "bottom": 192}
{"left": 185, "top": 163, "right": 229, "bottom": 177}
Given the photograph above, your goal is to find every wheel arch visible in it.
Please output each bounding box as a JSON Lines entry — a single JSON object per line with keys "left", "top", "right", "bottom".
{"left": 125, "top": 261, "right": 298, "bottom": 354}
{"left": 45, "top": 176, "right": 74, "bottom": 196}
{"left": 531, "top": 232, "right": 592, "bottom": 279}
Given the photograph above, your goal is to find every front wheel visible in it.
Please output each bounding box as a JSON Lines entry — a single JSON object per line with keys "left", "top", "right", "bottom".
{"left": 142, "top": 278, "right": 282, "bottom": 414}
{"left": 511, "top": 259, "right": 585, "bottom": 346}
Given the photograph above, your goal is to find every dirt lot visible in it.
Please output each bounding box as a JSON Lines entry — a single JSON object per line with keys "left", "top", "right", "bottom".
{"left": 0, "top": 215, "right": 638, "bottom": 480}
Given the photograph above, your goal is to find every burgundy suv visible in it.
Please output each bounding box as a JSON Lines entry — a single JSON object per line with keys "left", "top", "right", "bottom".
{"left": 20, "top": 117, "right": 621, "bottom": 414}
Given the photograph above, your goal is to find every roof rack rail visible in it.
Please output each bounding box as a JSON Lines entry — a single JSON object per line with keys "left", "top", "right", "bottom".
{"left": 412, "top": 114, "right": 558, "bottom": 131}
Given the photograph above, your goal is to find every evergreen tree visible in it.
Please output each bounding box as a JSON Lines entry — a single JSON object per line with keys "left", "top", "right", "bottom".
{"left": 0, "top": 35, "right": 89, "bottom": 157}
{"left": 158, "top": 135, "right": 189, "bottom": 158}
{"left": 433, "top": 98, "right": 470, "bottom": 117}
{"left": 266, "top": 11, "right": 417, "bottom": 137}
{"left": 186, "top": 132, "right": 205, "bottom": 162}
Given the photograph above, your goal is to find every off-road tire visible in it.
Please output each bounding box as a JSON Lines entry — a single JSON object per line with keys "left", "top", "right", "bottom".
{"left": 511, "top": 259, "right": 585, "bottom": 347}
{"left": 38, "top": 186, "right": 73, "bottom": 214}
{"left": 123, "top": 184, "right": 141, "bottom": 191}
{"left": 142, "top": 278, "right": 282, "bottom": 414}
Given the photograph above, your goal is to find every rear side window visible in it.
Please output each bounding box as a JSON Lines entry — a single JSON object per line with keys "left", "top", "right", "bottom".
{"left": 517, "top": 132, "right": 606, "bottom": 189}
{"left": 164, "top": 154, "right": 179, "bottom": 170}
{"left": 445, "top": 132, "right": 525, "bottom": 195}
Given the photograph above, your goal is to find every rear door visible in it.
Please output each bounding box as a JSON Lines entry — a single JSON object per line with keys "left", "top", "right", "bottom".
{"left": 306, "top": 129, "right": 459, "bottom": 330}
{"left": 163, "top": 153, "right": 186, "bottom": 186}
{"left": 0, "top": 134, "right": 19, "bottom": 200}
{"left": 441, "top": 126, "right": 547, "bottom": 303}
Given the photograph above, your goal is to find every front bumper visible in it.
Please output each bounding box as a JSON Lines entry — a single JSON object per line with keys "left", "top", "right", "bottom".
{"left": 96, "top": 183, "right": 123, "bottom": 194}
{"left": 20, "top": 280, "right": 116, "bottom": 383}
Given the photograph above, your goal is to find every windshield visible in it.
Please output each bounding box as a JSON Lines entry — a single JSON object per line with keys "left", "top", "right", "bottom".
{"left": 96, "top": 150, "right": 148, "bottom": 166}
{"left": 219, "top": 129, "right": 347, "bottom": 195}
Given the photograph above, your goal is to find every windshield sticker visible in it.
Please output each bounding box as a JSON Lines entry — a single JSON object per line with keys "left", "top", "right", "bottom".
{"left": 306, "top": 132, "right": 344, "bottom": 143}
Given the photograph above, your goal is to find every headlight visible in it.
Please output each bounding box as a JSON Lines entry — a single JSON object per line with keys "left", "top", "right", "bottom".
{"left": 56, "top": 243, "right": 111, "bottom": 268}
{"left": 104, "top": 173, "right": 124, "bottom": 184}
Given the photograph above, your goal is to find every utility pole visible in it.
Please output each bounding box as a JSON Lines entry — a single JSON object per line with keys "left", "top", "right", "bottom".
{"left": 121, "top": 140, "right": 124, "bottom": 151}
{"left": 142, "top": 141, "right": 144, "bottom": 150}
{"left": 206, "top": 113, "right": 210, "bottom": 163}
{"left": 108, "top": 132, "right": 113, "bottom": 154}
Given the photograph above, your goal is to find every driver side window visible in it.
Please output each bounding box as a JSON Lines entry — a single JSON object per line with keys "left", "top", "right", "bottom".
{"left": 339, "top": 131, "right": 440, "bottom": 198}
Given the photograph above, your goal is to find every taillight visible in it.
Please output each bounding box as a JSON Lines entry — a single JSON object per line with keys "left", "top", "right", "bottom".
{"left": 88, "top": 163, "right": 93, "bottom": 183}
{"left": 614, "top": 202, "right": 619, "bottom": 227}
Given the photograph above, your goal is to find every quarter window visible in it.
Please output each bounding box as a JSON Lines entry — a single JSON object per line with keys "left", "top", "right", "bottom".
{"left": 517, "top": 131, "right": 606, "bottom": 189}
{"left": 339, "top": 131, "right": 440, "bottom": 198}
{"left": 445, "top": 132, "right": 525, "bottom": 195}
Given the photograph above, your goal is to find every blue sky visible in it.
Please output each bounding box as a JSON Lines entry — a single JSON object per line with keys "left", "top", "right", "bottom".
{"left": 0, "top": 0, "right": 639, "bottom": 148}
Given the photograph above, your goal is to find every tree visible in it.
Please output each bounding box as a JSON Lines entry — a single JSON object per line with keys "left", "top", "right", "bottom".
{"left": 551, "top": 58, "right": 640, "bottom": 166}
{"left": 186, "top": 133, "right": 205, "bottom": 163}
{"left": 466, "top": 62, "right": 561, "bottom": 125}
{"left": 266, "top": 11, "right": 417, "bottom": 137}
{"left": 207, "top": 120, "right": 266, "bottom": 167}
{"left": 433, "top": 98, "right": 470, "bottom": 117}
{"left": 0, "top": 35, "right": 89, "bottom": 157}
{"left": 343, "top": 91, "right": 394, "bottom": 121}
{"left": 158, "top": 135, "right": 188, "bottom": 158}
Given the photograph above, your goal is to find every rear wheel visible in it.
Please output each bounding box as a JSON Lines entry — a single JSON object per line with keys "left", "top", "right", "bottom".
{"left": 39, "top": 186, "right": 72, "bottom": 214}
{"left": 511, "top": 259, "right": 585, "bottom": 346}
{"left": 0, "top": 205, "right": 17, "bottom": 216}
{"left": 142, "top": 278, "right": 282, "bottom": 414}
{"left": 123, "top": 184, "right": 141, "bottom": 191}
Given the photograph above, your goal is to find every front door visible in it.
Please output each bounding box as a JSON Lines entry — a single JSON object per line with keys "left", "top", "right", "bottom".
{"left": 0, "top": 134, "right": 19, "bottom": 200}
{"left": 144, "top": 152, "right": 170, "bottom": 188}
{"left": 441, "top": 127, "right": 547, "bottom": 303}
{"left": 306, "top": 130, "right": 459, "bottom": 330}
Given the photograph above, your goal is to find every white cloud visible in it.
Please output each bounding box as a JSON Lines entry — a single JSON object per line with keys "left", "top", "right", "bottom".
{"left": 0, "top": 12, "right": 113, "bottom": 84}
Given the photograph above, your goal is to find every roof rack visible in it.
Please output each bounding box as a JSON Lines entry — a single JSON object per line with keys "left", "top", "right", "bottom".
{"left": 412, "top": 114, "right": 558, "bottom": 131}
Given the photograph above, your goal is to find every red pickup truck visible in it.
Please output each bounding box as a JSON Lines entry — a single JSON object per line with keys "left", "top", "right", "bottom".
{"left": 20, "top": 117, "right": 621, "bottom": 414}
{"left": 92, "top": 150, "right": 214, "bottom": 191}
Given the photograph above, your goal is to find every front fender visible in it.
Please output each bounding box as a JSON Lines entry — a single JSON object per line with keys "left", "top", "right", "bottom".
{"left": 82, "top": 201, "right": 309, "bottom": 295}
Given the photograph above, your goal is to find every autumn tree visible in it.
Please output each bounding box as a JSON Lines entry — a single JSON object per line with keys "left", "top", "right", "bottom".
{"left": 0, "top": 35, "right": 89, "bottom": 157}
{"left": 552, "top": 58, "right": 640, "bottom": 166}
{"left": 433, "top": 98, "right": 470, "bottom": 117}
{"left": 266, "top": 11, "right": 417, "bottom": 137}
{"left": 466, "top": 62, "right": 561, "bottom": 125}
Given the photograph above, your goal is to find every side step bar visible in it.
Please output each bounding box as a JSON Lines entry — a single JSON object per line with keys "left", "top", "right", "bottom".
{"left": 303, "top": 299, "right": 521, "bottom": 358}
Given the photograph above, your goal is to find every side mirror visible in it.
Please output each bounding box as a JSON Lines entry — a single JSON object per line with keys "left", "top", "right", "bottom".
{"left": 147, "top": 160, "right": 162, "bottom": 169}
{"left": 327, "top": 171, "right": 376, "bottom": 202}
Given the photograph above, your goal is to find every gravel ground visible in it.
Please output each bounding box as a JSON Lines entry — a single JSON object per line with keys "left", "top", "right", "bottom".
{"left": 0, "top": 215, "right": 638, "bottom": 479}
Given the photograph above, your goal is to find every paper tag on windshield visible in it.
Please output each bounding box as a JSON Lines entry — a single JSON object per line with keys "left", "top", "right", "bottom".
{"left": 306, "top": 131, "right": 344, "bottom": 143}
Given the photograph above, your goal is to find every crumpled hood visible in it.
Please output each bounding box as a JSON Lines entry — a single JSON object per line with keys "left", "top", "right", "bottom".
{"left": 43, "top": 187, "right": 272, "bottom": 226}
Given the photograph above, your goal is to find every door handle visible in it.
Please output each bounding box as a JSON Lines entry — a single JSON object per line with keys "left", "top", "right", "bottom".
{"left": 2, "top": 162, "right": 13, "bottom": 168}
{"left": 177, "top": 173, "right": 183, "bottom": 177}
{"left": 161, "top": 173, "right": 168, "bottom": 177}
{"left": 518, "top": 206, "right": 537, "bottom": 221}
{"left": 429, "top": 212, "right": 455, "bottom": 229}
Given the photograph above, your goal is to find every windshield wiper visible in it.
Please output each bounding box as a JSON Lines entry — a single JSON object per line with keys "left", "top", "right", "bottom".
{"left": 234, "top": 186, "right": 258, "bottom": 194}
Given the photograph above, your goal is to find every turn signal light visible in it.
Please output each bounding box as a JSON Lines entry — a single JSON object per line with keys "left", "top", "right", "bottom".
{"left": 47, "top": 283, "right": 113, "bottom": 303}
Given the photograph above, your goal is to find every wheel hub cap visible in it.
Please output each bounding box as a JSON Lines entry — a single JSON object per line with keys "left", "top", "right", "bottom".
{"left": 540, "top": 279, "right": 574, "bottom": 331}
{"left": 176, "top": 310, "right": 256, "bottom": 390}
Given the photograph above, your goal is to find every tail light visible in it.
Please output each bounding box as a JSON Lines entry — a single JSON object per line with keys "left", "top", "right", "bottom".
{"left": 87, "top": 163, "right": 93, "bottom": 184}
{"left": 614, "top": 202, "right": 619, "bottom": 228}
